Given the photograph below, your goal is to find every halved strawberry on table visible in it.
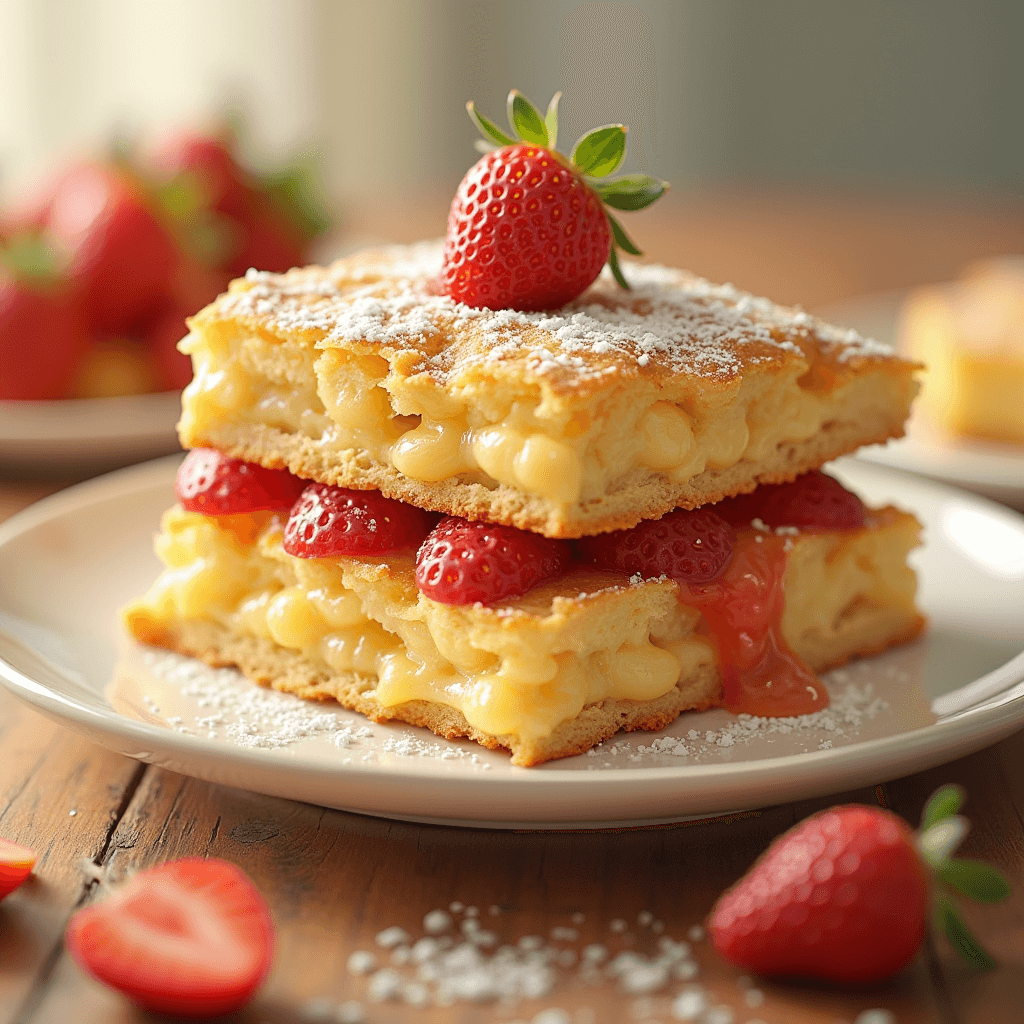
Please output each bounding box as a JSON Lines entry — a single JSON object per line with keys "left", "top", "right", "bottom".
{"left": 65, "top": 857, "right": 274, "bottom": 1018}
{"left": 442, "top": 89, "right": 669, "bottom": 311}
{"left": 0, "top": 837, "right": 36, "bottom": 901}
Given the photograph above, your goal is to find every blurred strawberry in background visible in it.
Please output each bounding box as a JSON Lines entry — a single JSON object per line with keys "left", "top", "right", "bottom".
{"left": 0, "top": 120, "right": 331, "bottom": 401}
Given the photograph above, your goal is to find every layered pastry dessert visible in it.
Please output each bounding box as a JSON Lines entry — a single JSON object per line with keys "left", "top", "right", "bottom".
{"left": 900, "top": 257, "right": 1024, "bottom": 446}
{"left": 125, "top": 245, "right": 925, "bottom": 766}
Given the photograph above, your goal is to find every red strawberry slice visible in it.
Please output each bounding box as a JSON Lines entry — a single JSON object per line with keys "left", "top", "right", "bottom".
{"left": 175, "top": 448, "right": 306, "bottom": 515}
{"left": 283, "top": 483, "right": 435, "bottom": 557}
{"left": 710, "top": 805, "right": 928, "bottom": 984}
{"left": 441, "top": 90, "right": 668, "bottom": 311}
{"left": 716, "top": 471, "right": 865, "bottom": 532}
{"left": 576, "top": 507, "right": 734, "bottom": 583}
{"left": 0, "top": 837, "right": 36, "bottom": 901}
{"left": 65, "top": 858, "right": 274, "bottom": 1018}
{"left": 416, "top": 516, "right": 569, "bottom": 605}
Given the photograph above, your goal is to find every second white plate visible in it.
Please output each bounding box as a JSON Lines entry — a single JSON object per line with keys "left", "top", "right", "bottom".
{"left": 0, "top": 457, "right": 1023, "bottom": 827}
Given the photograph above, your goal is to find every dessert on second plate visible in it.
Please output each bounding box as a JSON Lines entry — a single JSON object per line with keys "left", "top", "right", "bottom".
{"left": 901, "top": 256, "right": 1024, "bottom": 446}
{"left": 125, "top": 89, "right": 926, "bottom": 765}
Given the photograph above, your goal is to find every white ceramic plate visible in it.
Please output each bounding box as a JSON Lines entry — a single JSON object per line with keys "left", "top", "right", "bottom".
{"left": 0, "top": 392, "right": 183, "bottom": 474}
{"left": 1, "top": 456, "right": 1023, "bottom": 828}
{"left": 818, "top": 291, "right": 1024, "bottom": 509}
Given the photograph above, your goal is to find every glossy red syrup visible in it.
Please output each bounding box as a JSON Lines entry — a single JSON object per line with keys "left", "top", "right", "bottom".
{"left": 678, "top": 530, "right": 826, "bottom": 717}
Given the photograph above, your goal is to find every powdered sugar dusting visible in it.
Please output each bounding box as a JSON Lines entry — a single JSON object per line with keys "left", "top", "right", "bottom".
{"left": 215, "top": 242, "right": 897, "bottom": 392}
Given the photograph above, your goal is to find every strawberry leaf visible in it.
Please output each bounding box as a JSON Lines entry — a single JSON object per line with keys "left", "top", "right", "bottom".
{"left": 571, "top": 125, "right": 627, "bottom": 178}
{"left": 607, "top": 245, "right": 629, "bottom": 290}
{"left": 936, "top": 894, "right": 996, "bottom": 970}
{"left": 940, "top": 859, "right": 1011, "bottom": 904}
{"left": 597, "top": 174, "right": 669, "bottom": 211}
{"left": 467, "top": 102, "right": 515, "bottom": 148}
{"left": 607, "top": 213, "right": 643, "bottom": 257}
{"left": 919, "top": 815, "right": 970, "bottom": 869}
{"left": 545, "top": 92, "right": 561, "bottom": 151}
{"left": 507, "top": 90, "right": 549, "bottom": 147}
{"left": 922, "top": 785, "right": 965, "bottom": 830}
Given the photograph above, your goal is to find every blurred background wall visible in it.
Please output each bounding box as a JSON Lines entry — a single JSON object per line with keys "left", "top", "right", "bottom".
{"left": 3, "top": 0, "right": 1022, "bottom": 197}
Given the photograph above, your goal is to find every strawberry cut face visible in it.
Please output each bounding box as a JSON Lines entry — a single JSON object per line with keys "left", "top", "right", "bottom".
{"left": 65, "top": 858, "right": 274, "bottom": 1018}
{"left": 0, "top": 837, "right": 36, "bottom": 901}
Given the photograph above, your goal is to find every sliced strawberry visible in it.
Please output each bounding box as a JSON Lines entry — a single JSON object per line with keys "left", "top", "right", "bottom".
{"left": 0, "top": 837, "right": 36, "bottom": 901}
{"left": 176, "top": 448, "right": 306, "bottom": 515}
{"left": 65, "top": 858, "right": 274, "bottom": 1018}
{"left": 716, "top": 471, "right": 866, "bottom": 531}
{"left": 416, "top": 516, "right": 569, "bottom": 605}
{"left": 576, "top": 507, "right": 734, "bottom": 583}
{"left": 283, "top": 483, "right": 435, "bottom": 558}
{"left": 45, "top": 163, "right": 179, "bottom": 334}
{"left": 0, "top": 269, "right": 88, "bottom": 400}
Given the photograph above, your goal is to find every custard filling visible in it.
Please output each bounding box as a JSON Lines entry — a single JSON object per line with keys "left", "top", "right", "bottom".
{"left": 179, "top": 328, "right": 900, "bottom": 508}
{"left": 126, "top": 505, "right": 921, "bottom": 746}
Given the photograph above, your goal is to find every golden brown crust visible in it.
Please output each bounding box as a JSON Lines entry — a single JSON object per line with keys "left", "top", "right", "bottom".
{"left": 137, "top": 616, "right": 722, "bottom": 767}
{"left": 190, "top": 407, "right": 910, "bottom": 538}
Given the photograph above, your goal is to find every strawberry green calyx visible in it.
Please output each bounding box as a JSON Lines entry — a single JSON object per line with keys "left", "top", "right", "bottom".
{"left": 917, "top": 785, "right": 1011, "bottom": 970}
{"left": 466, "top": 89, "right": 668, "bottom": 290}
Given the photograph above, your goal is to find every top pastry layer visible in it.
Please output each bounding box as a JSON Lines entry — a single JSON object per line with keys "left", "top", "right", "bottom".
{"left": 180, "top": 242, "right": 921, "bottom": 537}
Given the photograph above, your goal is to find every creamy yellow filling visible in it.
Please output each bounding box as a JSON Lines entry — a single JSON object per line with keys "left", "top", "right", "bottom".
{"left": 179, "top": 329, "right": 861, "bottom": 509}
{"left": 126, "top": 506, "right": 920, "bottom": 746}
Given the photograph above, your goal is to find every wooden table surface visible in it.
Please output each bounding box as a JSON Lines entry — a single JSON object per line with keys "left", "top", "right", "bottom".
{"left": 2, "top": 193, "right": 1024, "bottom": 1024}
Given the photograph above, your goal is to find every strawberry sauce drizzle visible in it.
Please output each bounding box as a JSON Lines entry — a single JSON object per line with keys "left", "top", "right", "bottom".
{"left": 678, "top": 530, "right": 825, "bottom": 717}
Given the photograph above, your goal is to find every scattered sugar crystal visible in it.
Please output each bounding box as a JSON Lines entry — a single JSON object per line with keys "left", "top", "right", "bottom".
{"left": 550, "top": 926, "right": 579, "bottom": 941}
{"left": 338, "top": 1002, "right": 365, "bottom": 1024}
{"left": 299, "top": 997, "right": 336, "bottom": 1021}
{"left": 571, "top": 912, "right": 586, "bottom": 925}
{"left": 582, "top": 943, "right": 609, "bottom": 963}
{"left": 375, "top": 926, "right": 410, "bottom": 948}
{"left": 671, "top": 986, "right": 707, "bottom": 1020}
{"left": 703, "top": 1007, "right": 734, "bottom": 1024}
{"left": 403, "top": 982, "right": 430, "bottom": 1006}
{"left": 462, "top": 918, "right": 481, "bottom": 935}
{"left": 657, "top": 937, "right": 691, "bottom": 960}
{"left": 519, "top": 935, "right": 544, "bottom": 951}
{"left": 533, "top": 1011, "right": 571, "bottom": 1024}
{"left": 367, "top": 968, "right": 403, "bottom": 1001}
{"left": 490, "top": 904, "right": 503, "bottom": 916}
{"left": 424, "top": 909, "right": 453, "bottom": 934}
{"left": 391, "top": 945, "right": 412, "bottom": 964}
{"left": 638, "top": 911, "right": 654, "bottom": 926}
{"left": 674, "top": 960, "right": 699, "bottom": 980}
{"left": 855, "top": 1012, "right": 896, "bottom": 1024}
{"left": 450, "top": 901, "right": 464, "bottom": 913}
{"left": 610, "top": 919, "right": 628, "bottom": 933}
{"left": 744, "top": 988, "right": 765, "bottom": 1007}
{"left": 347, "top": 950, "right": 376, "bottom": 975}
{"left": 687, "top": 925, "right": 705, "bottom": 942}
{"left": 619, "top": 962, "right": 669, "bottom": 994}
{"left": 412, "top": 937, "right": 441, "bottom": 962}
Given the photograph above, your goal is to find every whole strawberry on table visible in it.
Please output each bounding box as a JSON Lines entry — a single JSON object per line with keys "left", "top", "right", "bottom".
{"left": 0, "top": 123, "right": 330, "bottom": 402}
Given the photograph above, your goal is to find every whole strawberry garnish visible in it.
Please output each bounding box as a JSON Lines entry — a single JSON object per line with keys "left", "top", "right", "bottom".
{"left": 442, "top": 90, "right": 668, "bottom": 311}
{"left": 576, "top": 507, "right": 734, "bottom": 583}
{"left": 175, "top": 448, "right": 306, "bottom": 515}
{"left": 716, "top": 470, "right": 866, "bottom": 531}
{"left": 66, "top": 858, "right": 274, "bottom": 1018}
{"left": 416, "top": 516, "right": 569, "bottom": 605}
{"left": 283, "top": 483, "right": 435, "bottom": 558}
{"left": 710, "top": 786, "right": 1010, "bottom": 984}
